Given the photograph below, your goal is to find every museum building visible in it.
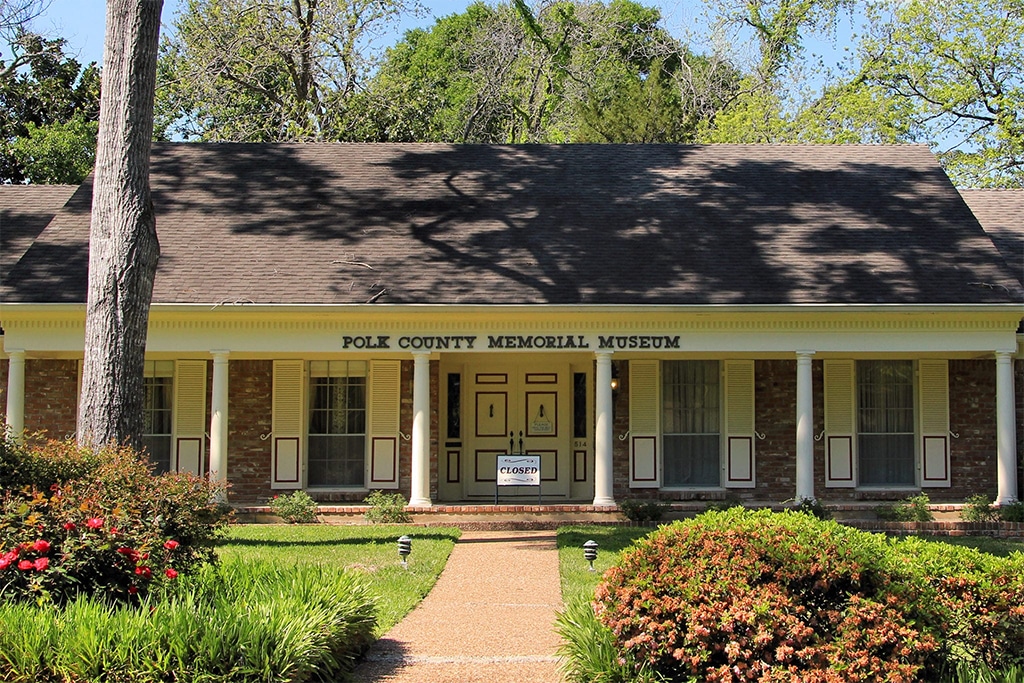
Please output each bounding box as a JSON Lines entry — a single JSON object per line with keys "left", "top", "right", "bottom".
{"left": 1, "top": 143, "right": 1022, "bottom": 507}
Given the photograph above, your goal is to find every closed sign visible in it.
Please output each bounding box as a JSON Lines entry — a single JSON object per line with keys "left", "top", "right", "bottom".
{"left": 496, "top": 455, "right": 541, "bottom": 486}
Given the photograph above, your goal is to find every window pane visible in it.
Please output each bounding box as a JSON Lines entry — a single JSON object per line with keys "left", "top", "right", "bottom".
{"left": 663, "top": 434, "right": 720, "bottom": 487}
{"left": 143, "top": 375, "right": 173, "bottom": 474}
{"left": 308, "top": 435, "right": 365, "bottom": 487}
{"left": 857, "top": 360, "right": 915, "bottom": 486}
{"left": 308, "top": 370, "right": 366, "bottom": 487}
{"left": 573, "top": 372, "right": 587, "bottom": 439}
{"left": 447, "top": 374, "right": 461, "bottom": 439}
{"left": 663, "top": 361, "right": 720, "bottom": 487}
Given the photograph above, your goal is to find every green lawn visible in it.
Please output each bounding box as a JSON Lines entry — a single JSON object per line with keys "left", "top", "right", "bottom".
{"left": 217, "top": 524, "right": 460, "bottom": 634}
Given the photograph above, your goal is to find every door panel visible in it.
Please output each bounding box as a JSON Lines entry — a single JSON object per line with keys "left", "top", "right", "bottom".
{"left": 465, "top": 362, "right": 570, "bottom": 499}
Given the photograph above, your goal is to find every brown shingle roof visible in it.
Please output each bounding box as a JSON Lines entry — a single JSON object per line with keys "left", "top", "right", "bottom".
{"left": 4, "top": 143, "right": 1022, "bottom": 306}
{"left": 0, "top": 184, "right": 77, "bottom": 293}
{"left": 959, "top": 189, "right": 1024, "bottom": 290}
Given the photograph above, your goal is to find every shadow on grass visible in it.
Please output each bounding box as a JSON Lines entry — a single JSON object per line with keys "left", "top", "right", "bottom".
{"left": 218, "top": 530, "right": 461, "bottom": 549}
{"left": 557, "top": 525, "right": 655, "bottom": 554}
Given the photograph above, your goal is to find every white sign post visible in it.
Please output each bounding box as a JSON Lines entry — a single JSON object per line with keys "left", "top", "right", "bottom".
{"left": 496, "top": 454, "right": 541, "bottom": 503}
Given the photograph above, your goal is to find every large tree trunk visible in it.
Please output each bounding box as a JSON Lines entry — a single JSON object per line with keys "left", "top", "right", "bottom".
{"left": 77, "top": 0, "right": 164, "bottom": 451}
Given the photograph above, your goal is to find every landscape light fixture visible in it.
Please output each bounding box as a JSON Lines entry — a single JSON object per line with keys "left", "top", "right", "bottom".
{"left": 583, "top": 539, "right": 599, "bottom": 571}
{"left": 397, "top": 535, "right": 412, "bottom": 568}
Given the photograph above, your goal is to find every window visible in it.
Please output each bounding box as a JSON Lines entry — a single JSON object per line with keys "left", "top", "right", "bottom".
{"left": 143, "top": 360, "right": 174, "bottom": 474}
{"left": 308, "top": 361, "right": 366, "bottom": 487}
{"left": 446, "top": 373, "right": 461, "bottom": 439}
{"left": 573, "top": 372, "right": 587, "bottom": 439}
{"left": 857, "top": 360, "right": 915, "bottom": 486}
{"left": 662, "top": 360, "right": 720, "bottom": 487}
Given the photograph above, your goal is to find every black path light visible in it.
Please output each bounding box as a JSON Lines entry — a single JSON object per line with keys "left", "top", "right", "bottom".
{"left": 398, "top": 535, "right": 412, "bottom": 568}
{"left": 583, "top": 539, "right": 599, "bottom": 571}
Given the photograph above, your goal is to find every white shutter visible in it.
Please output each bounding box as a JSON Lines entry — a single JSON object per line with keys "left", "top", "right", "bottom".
{"left": 173, "top": 360, "right": 207, "bottom": 476}
{"left": 368, "top": 360, "right": 401, "bottom": 489}
{"left": 724, "top": 360, "right": 755, "bottom": 488}
{"left": 629, "top": 360, "right": 660, "bottom": 488}
{"left": 919, "top": 360, "right": 950, "bottom": 487}
{"left": 824, "top": 360, "right": 856, "bottom": 488}
{"left": 271, "top": 360, "right": 303, "bottom": 490}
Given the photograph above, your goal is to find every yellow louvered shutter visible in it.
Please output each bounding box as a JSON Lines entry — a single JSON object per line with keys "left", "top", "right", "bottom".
{"left": 629, "top": 360, "right": 659, "bottom": 488}
{"left": 272, "top": 360, "right": 303, "bottom": 490}
{"left": 368, "top": 360, "right": 401, "bottom": 489}
{"left": 824, "top": 360, "right": 856, "bottom": 488}
{"left": 919, "top": 360, "right": 950, "bottom": 487}
{"left": 724, "top": 360, "right": 755, "bottom": 488}
{"left": 173, "top": 360, "right": 207, "bottom": 476}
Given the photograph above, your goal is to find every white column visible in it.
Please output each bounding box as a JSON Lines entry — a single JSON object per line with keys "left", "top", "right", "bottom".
{"left": 409, "top": 353, "right": 432, "bottom": 507}
{"left": 209, "top": 351, "right": 229, "bottom": 496}
{"left": 593, "top": 352, "right": 615, "bottom": 506}
{"left": 996, "top": 352, "right": 1018, "bottom": 505}
{"left": 4, "top": 349, "right": 26, "bottom": 440}
{"left": 795, "top": 351, "right": 815, "bottom": 502}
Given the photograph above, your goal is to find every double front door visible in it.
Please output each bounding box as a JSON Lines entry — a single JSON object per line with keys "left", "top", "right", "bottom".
{"left": 463, "top": 363, "right": 571, "bottom": 499}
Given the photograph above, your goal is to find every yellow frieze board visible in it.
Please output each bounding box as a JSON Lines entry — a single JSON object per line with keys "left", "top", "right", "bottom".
{"left": 1, "top": 303, "right": 1020, "bottom": 357}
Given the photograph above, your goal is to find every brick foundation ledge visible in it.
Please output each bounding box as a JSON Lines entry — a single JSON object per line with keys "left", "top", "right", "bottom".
{"left": 844, "top": 520, "right": 1024, "bottom": 539}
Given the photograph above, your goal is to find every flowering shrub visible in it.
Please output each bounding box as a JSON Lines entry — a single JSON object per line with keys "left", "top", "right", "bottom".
{"left": 0, "top": 438, "right": 231, "bottom": 604}
{"left": 594, "top": 509, "right": 944, "bottom": 682}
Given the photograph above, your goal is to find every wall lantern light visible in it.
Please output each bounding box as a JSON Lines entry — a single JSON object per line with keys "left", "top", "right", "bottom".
{"left": 610, "top": 363, "right": 620, "bottom": 391}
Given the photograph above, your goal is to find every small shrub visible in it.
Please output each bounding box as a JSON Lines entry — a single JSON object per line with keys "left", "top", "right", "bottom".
{"left": 877, "top": 492, "right": 934, "bottom": 521}
{"left": 363, "top": 490, "right": 411, "bottom": 524}
{"left": 962, "top": 494, "right": 1000, "bottom": 523}
{"left": 269, "top": 490, "right": 319, "bottom": 524}
{"left": 792, "top": 496, "right": 832, "bottom": 520}
{"left": 618, "top": 499, "right": 665, "bottom": 524}
{"left": 999, "top": 499, "right": 1024, "bottom": 523}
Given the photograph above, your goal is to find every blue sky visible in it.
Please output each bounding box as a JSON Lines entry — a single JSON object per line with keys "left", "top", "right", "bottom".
{"left": 30, "top": 0, "right": 826, "bottom": 68}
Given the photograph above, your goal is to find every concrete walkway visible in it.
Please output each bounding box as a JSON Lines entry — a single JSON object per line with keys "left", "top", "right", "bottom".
{"left": 352, "top": 530, "right": 564, "bottom": 683}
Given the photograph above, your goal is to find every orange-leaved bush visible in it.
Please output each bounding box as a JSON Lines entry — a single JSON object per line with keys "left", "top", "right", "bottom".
{"left": 0, "top": 438, "right": 231, "bottom": 604}
{"left": 594, "top": 509, "right": 943, "bottom": 682}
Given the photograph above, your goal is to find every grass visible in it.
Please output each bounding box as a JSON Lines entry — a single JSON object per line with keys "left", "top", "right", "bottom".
{"left": 557, "top": 525, "right": 652, "bottom": 604}
{"left": 217, "top": 524, "right": 460, "bottom": 634}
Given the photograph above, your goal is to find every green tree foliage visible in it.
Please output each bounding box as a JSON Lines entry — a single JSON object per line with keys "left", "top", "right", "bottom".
{"left": 348, "top": 0, "right": 738, "bottom": 143}
{"left": 0, "top": 33, "right": 100, "bottom": 183}
{"left": 156, "top": 0, "right": 421, "bottom": 141}
{"left": 860, "top": 0, "right": 1024, "bottom": 187}
{"left": 697, "top": 0, "right": 912, "bottom": 145}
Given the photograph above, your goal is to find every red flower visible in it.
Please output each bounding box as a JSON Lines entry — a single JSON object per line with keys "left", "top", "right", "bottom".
{"left": 33, "top": 557, "right": 49, "bottom": 571}
{"left": 117, "top": 547, "right": 140, "bottom": 563}
{"left": 32, "top": 539, "right": 50, "bottom": 553}
{"left": 128, "top": 586, "right": 138, "bottom": 595}
{"left": 0, "top": 558, "right": 10, "bottom": 570}
{"left": 110, "top": 527, "right": 119, "bottom": 535}
{"left": 17, "top": 560, "right": 33, "bottom": 571}
{"left": 135, "top": 566, "right": 152, "bottom": 580}
{"left": 86, "top": 517, "right": 104, "bottom": 529}
{"left": 165, "top": 568, "right": 178, "bottom": 579}
{"left": 163, "top": 540, "right": 180, "bottom": 551}
{"left": 63, "top": 522, "right": 76, "bottom": 531}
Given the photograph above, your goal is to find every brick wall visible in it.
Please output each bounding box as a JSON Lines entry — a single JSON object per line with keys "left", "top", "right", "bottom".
{"left": 24, "top": 359, "right": 79, "bottom": 439}
{"left": 226, "top": 360, "right": 272, "bottom": 504}
{"left": 944, "top": 359, "right": 999, "bottom": 501}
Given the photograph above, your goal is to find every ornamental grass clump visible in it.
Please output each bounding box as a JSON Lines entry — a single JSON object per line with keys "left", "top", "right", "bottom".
{"left": 0, "top": 437, "right": 231, "bottom": 604}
